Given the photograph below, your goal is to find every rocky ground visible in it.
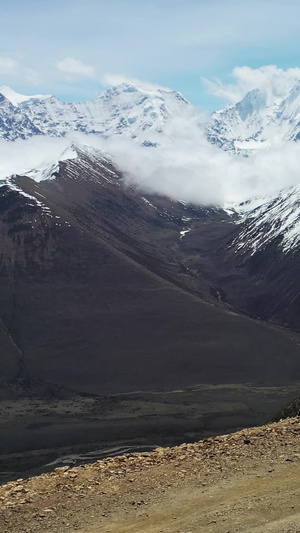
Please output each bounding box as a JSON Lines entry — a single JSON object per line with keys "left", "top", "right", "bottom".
{"left": 0, "top": 417, "right": 300, "bottom": 532}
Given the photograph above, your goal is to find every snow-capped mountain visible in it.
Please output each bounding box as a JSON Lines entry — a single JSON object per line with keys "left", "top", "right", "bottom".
{"left": 0, "top": 83, "right": 199, "bottom": 143}
{"left": 4, "top": 79, "right": 300, "bottom": 152}
{"left": 25, "top": 142, "right": 115, "bottom": 183}
{"left": 207, "top": 82, "right": 300, "bottom": 152}
{"left": 0, "top": 92, "right": 42, "bottom": 141}
{"left": 230, "top": 186, "right": 300, "bottom": 255}
{"left": 206, "top": 89, "right": 269, "bottom": 152}
{"left": 0, "top": 85, "right": 51, "bottom": 106}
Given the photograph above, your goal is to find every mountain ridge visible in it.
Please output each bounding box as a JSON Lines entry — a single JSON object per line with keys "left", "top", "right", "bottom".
{"left": 0, "top": 83, "right": 199, "bottom": 143}
{"left": 3, "top": 80, "right": 300, "bottom": 150}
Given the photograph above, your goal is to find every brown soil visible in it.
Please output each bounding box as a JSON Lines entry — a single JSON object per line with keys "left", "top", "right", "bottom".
{"left": 1, "top": 417, "right": 300, "bottom": 532}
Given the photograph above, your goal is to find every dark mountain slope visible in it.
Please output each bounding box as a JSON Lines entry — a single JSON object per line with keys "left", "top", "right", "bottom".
{"left": 0, "top": 318, "right": 21, "bottom": 386}
{"left": 0, "top": 152, "right": 300, "bottom": 398}
{"left": 176, "top": 205, "right": 300, "bottom": 332}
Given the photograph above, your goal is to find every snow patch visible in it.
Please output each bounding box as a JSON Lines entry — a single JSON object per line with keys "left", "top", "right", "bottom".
{"left": 180, "top": 228, "right": 191, "bottom": 240}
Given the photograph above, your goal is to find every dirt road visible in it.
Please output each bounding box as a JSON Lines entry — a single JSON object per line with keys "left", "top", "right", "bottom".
{"left": 1, "top": 417, "right": 300, "bottom": 532}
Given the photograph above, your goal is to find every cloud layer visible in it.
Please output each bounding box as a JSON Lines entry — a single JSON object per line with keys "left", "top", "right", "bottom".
{"left": 104, "top": 122, "right": 300, "bottom": 205}
{"left": 2, "top": 124, "right": 300, "bottom": 208}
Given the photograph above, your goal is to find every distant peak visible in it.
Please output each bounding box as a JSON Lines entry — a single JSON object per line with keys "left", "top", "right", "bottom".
{"left": 0, "top": 85, "right": 51, "bottom": 106}
{"left": 236, "top": 88, "right": 267, "bottom": 121}
{"left": 120, "top": 83, "right": 139, "bottom": 93}
{"left": 239, "top": 88, "right": 267, "bottom": 105}
{"left": 99, "top": 80, "right": 176, "bottom": 99}
{"left": 119, "top": 81, "right": 172, "bottom": 93}
{"left": 283, "top": 81, "right": 300, "bottom": 104}
{"left": 66, "top": 141, "right": 106, "bottom": 159}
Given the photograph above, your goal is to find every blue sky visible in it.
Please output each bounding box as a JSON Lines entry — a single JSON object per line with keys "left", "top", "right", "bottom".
{"left": 2, "top": 0, "right": 300, "bottom": 110}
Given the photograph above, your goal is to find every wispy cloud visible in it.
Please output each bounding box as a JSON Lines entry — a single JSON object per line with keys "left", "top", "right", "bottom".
{"left": 0, "top": 136, "right": 73, "bottom": 180}
{"left": 0, "top": 57, "right": 18, "bottom": 75}
{"left": 26, "top": 68, "right": 41, "bottom": 86}
{"left": 57, "top": 58, "right": 96, "bottom": 79}
{"left": 202, "top": 66, "right": 300, "bottom": 105}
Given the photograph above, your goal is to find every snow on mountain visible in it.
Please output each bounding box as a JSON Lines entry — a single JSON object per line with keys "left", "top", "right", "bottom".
{"left": 0, "top": 83, "right": 198, "bottom": 143}
{"left": 3, "top": 79, "right": 300, "bottom": 154}
{"left": 4, "top": 79, "right": 300, "bottom": 223}
{"left": 207, "top": 89, "right": 274, "bottom": 152}
{"left": 1, "top": 142, "right": 118, "bottom": 229}
{"left": 0, "top": 92, "right": 43, "bottom": 141}
{"left": 207, "top": 81, "right": 300, "bottom": 152}
{"left": 22, "top": 142, "right": 115, "bottom": 184}
{"left": 276, "top": 82, "right": 300, "bottom": 142}
{"left": 26, "top": 143, "right": 79, "bottom": 182}
{"left": 230, "top": 185, "right": 300, "bottom": 255}
{"left": 0, "top": 86, "right": 51, "bottom": 106}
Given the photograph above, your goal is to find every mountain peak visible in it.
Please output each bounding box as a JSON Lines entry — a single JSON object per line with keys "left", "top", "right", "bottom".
{"left": 99, "top": 81, "right": 181, "bottom": 100}
{"left": 0, "top": 86, "right": 51, "bottom": 107}
{"left": 281, "top": 81, "right": 300, "bottom": 109}
{"left": 235, "top": 89, "right": 267, "bottom": 121}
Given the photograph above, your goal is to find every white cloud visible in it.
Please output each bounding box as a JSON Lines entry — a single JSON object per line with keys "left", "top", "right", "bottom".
{"left": 0, "top": 137, "right": 72, "bottom": 179}
{"left": 26, "top": 68, "right": 41, "bottom": 86}
{"left": 202, "top": 66, "right": 300, "bottom": 105}
{"left": 97, "top": 117, "right": 300, "bottom": 205}
{"left": 56, "top": 57, "right": 96, "bottom": 79}
{"left": 0, "top": 57, "right": 18, "bottom": 75}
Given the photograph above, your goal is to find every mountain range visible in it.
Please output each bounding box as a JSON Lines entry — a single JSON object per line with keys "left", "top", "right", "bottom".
{"left": 1, "top": 81, "right": 300, "bottom": 473}
{"left": 0, "top": 83, "right": 199, "bottom": 143}
{"left": 3, "top": 81, "right": 300, "bottom": 149}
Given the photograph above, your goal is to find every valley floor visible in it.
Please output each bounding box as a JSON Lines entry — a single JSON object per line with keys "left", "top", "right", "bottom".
{"left": 1, "top": 418, "right": 300, "bottom": 532}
